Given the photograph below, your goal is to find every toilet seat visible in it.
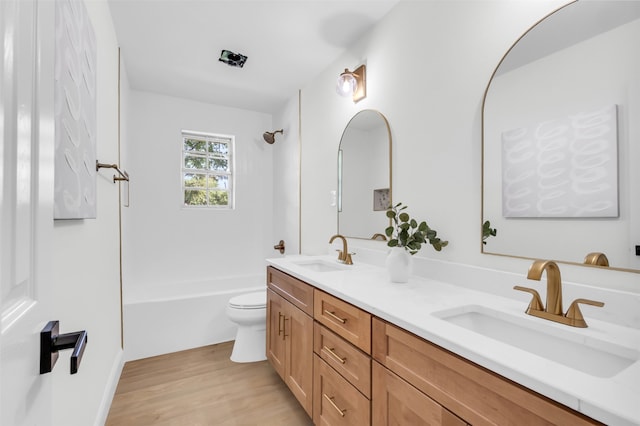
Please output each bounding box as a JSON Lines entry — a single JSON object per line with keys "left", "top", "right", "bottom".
{"left": 228, "top": 291, "right": 266, "bottom": 310}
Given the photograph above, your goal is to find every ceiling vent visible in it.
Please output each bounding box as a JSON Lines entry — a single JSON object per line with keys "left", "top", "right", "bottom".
{"left": 219, "top": 49, "right": 247, "bottom": 68}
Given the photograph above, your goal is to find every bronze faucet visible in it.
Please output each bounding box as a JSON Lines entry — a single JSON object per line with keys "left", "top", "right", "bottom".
{"left": 584, "top": 252, "right": 609, "bottom": 267}
{"left": 527, "top": 260, "right": 563, "bottom": 315}
{"left": 514, "top": 259, "right": 604, "bottom": 328}
{"left": 329, "top": 234, "right": 353, "bottom": 265}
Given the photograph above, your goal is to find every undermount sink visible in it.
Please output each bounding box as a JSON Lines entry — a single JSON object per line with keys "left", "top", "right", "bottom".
{"left": 291, "top": 259, "right": 349, "bottom": 272}
{"left": 433, "top": 305, "right": 639, "bottom": 378}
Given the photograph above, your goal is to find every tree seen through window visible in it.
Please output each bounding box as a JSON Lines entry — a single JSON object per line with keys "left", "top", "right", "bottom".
{"left": 182, "top": 132, "right": 233, "bottom": 208}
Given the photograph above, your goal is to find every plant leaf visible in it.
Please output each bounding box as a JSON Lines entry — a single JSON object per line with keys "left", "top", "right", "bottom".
{"left": 381, "top": 202, "right": 448, "bottom": 253}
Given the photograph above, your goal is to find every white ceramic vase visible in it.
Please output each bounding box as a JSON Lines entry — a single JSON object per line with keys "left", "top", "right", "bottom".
{"left": 386, "top": 247, "right": 413, "bottom": 283}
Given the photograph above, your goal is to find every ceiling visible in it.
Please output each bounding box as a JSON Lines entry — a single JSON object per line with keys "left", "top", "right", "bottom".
{"left": 108, "top": 0, "right": 400, "bottom": 114}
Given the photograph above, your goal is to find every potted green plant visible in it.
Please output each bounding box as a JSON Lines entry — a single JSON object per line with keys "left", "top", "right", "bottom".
{"left": 482, "top": 220, "right": 497, "bottom": 245}
{"left": 384, "top": 203, "right": 448, "bottom": 282}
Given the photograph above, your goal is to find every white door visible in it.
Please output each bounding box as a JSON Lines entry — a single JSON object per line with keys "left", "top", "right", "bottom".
{"left": 1, "top": 0, "right": 56, "bottom": 424}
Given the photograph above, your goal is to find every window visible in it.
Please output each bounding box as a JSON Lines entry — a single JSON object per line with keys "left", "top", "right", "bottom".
{"left": 182, "top": 131, "right": 234, "bottom": 208}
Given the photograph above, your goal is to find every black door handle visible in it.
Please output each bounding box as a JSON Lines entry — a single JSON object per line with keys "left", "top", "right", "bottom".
{"left": 40, "top": 321, "right": 88, "bottom": 374}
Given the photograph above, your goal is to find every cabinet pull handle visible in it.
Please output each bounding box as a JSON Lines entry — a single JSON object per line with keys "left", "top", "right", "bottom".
{"left": 278, "top": 312, "right": 284, "bottom": 336}
{"left": 324, "top": 309, "right": 347, "bottom": 324}
{"left": 282, "top": 316, "right": 289, "bottom": 340}
{"left": 322, "top": 346, "right": 346, "bottom": 364}
{"left": 323, "top": 394, "right": 346, "bottom": 417}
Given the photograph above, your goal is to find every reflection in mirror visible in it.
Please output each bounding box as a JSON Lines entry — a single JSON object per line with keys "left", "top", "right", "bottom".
{"left": 482, "top": 1, "right": 640, "bottom": 272}
{"left": 338, "top": 110, "right": 392, "bottom": 239}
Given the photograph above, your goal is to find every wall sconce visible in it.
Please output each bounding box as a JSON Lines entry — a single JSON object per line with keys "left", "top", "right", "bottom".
{"left": 336, "top": 64, "right": 366, "bottom": 103}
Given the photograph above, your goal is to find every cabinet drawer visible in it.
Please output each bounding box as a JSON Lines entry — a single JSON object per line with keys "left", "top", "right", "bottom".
{"left": 267, "top": 266, "right": 313, "bottom": 316}
{"left": 372, "top": 361, "right": 466, "bottom": 426}
{"left": 314, "top": 322, "right": 371, "bottom": 398}
{"left": 314, "top": 289, "right": 371, "bottom": 354}
{"left": 372, "top": 318, "right": 601, "bottom": 426}
{"left": 313, "top": 355, "right": 370, "bottom": 426}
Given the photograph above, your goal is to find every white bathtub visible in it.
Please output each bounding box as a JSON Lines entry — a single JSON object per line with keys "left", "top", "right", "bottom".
{"left": 123, "top": 274, "right": 265, "bottom": 361}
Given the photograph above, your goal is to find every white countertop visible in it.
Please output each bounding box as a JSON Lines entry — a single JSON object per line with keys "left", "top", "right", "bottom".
{"left": 266, "top": 254, "right": 640, "bottom": 426}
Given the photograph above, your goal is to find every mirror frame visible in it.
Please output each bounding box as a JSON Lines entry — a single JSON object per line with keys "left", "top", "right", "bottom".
{"left": 480, "top": 0, "right": 639, "bottom": 274}
{"left": 337, "top": 109, "right": 393, "bottom": 240}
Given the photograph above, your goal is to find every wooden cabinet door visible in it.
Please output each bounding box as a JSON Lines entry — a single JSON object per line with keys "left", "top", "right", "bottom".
{"left": 267, "top": 286, "right": 313, "bottom": 417}
{"left": 285, "top": 299, "right": 314, "bottom": 417}
{"left": 266, "top": 289, "right": 286, "bottom": 380}
{"left": 372, "top": 362, "right": 466, "bottom": 426}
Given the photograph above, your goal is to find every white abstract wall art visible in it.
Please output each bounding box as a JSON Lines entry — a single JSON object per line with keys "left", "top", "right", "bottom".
{"left": 54, "top": 0, "right": 97, "bottom": 219}
{"left": 501, "top": 105, "right": 618, "bottom": 218}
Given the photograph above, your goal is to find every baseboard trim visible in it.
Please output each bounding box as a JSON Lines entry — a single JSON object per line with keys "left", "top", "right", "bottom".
{"left": 94, "top": 348, "right": 124, "bottom": 426}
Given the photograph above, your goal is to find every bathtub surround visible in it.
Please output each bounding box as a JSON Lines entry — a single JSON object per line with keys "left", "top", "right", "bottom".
{"left": 124, "top": 275, "right": 264, "bottom": 361}
{"left": 271, "top": 92, "right": 301, "bottom": 256}
{"left": 121, "top": 91, "right": 274, "bottom": 288}
{"left": 120, "top": 89, "right": 276, "bottom": 359}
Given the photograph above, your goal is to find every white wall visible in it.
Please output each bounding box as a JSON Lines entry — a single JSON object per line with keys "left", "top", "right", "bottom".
{"left": 121, "top": 91, "right": 274, "bottom": 292}
{"left": 272, "top": 93, "right": 301, "bottom": 256}
{"left": 51, "top": 1, "right": 123, "bottom": 425}
{"left": 298, "top": 1, "right": 639, "bottom": 289}
{"left": 301, "top": 1, "right": 562, "bottom": 255}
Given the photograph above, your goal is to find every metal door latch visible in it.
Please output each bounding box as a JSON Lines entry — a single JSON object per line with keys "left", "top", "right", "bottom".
{"left": 40, "top": 321, "right": 88, "bottom": 374}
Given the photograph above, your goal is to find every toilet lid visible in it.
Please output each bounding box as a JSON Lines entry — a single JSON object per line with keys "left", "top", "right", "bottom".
{"left": 229, "top": 291, "right": 266, "bottom": 309}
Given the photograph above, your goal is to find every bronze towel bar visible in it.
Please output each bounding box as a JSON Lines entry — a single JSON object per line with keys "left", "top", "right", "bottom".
{"left": 96, "top": 160, "right": 129, "bottom": 183}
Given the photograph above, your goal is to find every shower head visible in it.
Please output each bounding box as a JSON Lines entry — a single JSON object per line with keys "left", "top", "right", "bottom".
{"left": 263, "top": 129, "right": 284, "bottom": 144}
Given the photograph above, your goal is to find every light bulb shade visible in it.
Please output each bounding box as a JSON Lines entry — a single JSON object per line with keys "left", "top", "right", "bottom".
{"left": 335, "top": 64, "right": 366, "bottom": 102}
{"left": 336, "top": 71, "right": 357, "bottom": 97}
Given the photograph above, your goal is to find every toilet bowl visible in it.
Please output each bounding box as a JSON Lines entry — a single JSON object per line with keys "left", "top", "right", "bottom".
{"left": 226, "top": 290, "right": 267, "bottom": 363}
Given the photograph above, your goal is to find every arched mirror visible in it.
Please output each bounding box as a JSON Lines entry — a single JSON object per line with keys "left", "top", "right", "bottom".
{"left": 482, "top": 0, "right": 640, "bottom": 272}
{"left": 337, "top": 110, "right": 392, "bottom": 239}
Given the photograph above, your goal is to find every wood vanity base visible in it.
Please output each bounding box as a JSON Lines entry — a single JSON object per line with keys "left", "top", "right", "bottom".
{"left": 266, "top": 266, "right": 603, "bottom": 425}
{"left": 372, "top": 318, "right": 602, "bottom": 426}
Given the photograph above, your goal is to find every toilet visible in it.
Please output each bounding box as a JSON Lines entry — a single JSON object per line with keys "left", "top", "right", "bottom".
{"left": 226, "top": 290, "right": 267, "bottom": 363}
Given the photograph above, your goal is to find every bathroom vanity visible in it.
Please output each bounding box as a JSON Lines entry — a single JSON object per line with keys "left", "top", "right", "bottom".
{"left": 265, "top": 255, "right": 640, "bottom": 425}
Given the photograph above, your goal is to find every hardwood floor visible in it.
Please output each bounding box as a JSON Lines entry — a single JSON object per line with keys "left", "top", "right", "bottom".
{"left": 106, "top": 341, "right": 313, "bottom": 426}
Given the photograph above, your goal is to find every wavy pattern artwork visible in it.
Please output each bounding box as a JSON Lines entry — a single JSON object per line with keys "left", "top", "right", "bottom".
{"left": 502, "top": 105, "right": 618, "bottom": 218}
{"left": 54, "top": 0, "right": 97, "bottom": 219}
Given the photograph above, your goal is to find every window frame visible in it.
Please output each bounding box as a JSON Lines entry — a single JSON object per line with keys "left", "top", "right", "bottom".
{"left": 181, "top": 130, "right": 235, "bottom": 209}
